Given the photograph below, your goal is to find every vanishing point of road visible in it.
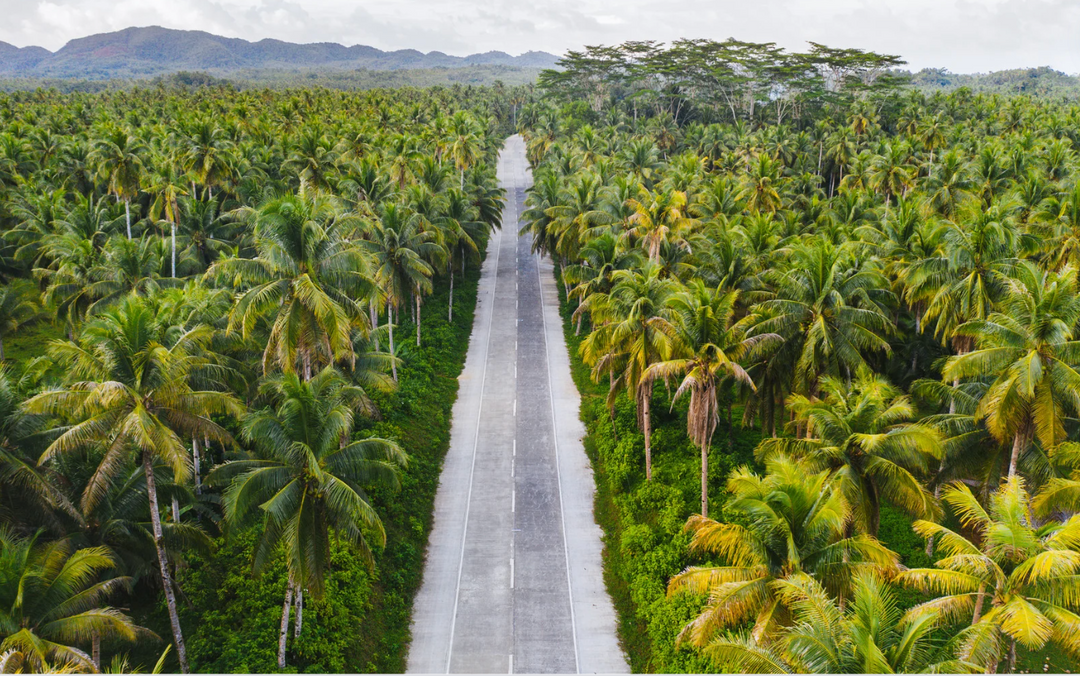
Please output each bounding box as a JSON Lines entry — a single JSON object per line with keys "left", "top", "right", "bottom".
{"left": 406, "top": 135, "right": 629, "bottom": 674}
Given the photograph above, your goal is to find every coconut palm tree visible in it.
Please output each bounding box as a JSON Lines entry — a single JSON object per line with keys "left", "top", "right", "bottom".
{"left": 757, "top": 369, "right": 942, "bottom": 536}
{"left": 626, "top": 187, "right": 697, "bottom": 264}
{"left": 90, "top": 128, "right": 146, "bottom": 240}
{"left": 361, "top": 203, "right": 440, "bottom": 376}
{"left": 208, "top": 368, "right": 405, "bottom": 669}
{"left": 22, "top": 297, "right": 243, "bottom": 674}
{"left": 0, "top": 531, "right": 147, "bottom": 672}
{"left": 746, "top": 238, "right": 893, "bottom": 397}
{"left": 668, "top": 455, "right": 898, "bottom": 649}
{"left": 144, "top": 156, "right": 189, "bottom": 278}
{"left": 898, "top": 477, "right": 1080, "bottom": 672}
{"left": 644, "top": 282, "right": 778, "bottom": 515}
{"left": 705, "top": 571, "right": 983, "bottom": 673}
{"left": 208, "top": 193, "right": 374, "bottom": 380}
{"left": 447, "top": 112, "right": 483, "bottom": 190}
{"left": 581, "top": 264, "right": 677, "bottom": 481}
{"left": 942, "top": 261, "right": 1080, "bottom": 477}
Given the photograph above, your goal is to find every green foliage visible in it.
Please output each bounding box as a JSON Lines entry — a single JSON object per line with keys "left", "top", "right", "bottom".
{"left": 180, "top": 529, "right": 373, "bottom": 673}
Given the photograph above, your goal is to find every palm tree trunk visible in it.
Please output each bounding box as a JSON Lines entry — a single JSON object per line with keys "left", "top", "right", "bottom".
{"left": 642, "top": 389, "right": 653, "bottom": 482}
{"left": 388, "top": 303, "right": 397, "bottom": 382}
{"left": 278, "top": 573, "right": 294, "bottom": 669}
{"left": 124, "top": 198, "right": 132, "bottom": 240}
{"left": 1009, "top": 426, "right": 1030, "bottom": 477}
{"left": 416, "top": 294, "right": 421, "bottom": 347}
{"left": 294, "top": 587, "right": 303, "bottom": 638}
{"left": 171, "top": 221, "right": 177, "bottom": 277}
{"left": 701, "top": 433, "right": 713, "bottom": 516}
{"left": 192, "top": 437, "right": 201, "bottom": 495}
{"left": 972, "top": 582, "right": 986, "bottom": 624}
{"left": 448, "top": 262, "right": 454, "bottom": 322}
{"left": 460, "top": 168, "right": 465, "bottom": 190}
{"left": 0, "top": 337, "right": 5, "bottom": 362}
{"left": 92, "top": 632, "right": 100, "bottom": 670}
{"left": 369, "top": 302, "right": 380, "bottom": 350}
{"left": 172, "top": 496, "right": 180, "bottom": 523}
{"left": 143, "top": 453, "right": 190, "bottom": 673}
{"left": 1008, "top": 638, "right": 1017, "bottom": 673}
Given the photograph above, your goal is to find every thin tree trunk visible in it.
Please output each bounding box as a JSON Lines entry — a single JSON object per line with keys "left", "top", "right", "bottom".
{"left": 172, "top": 496, "right": 180, "bottom": 523}
{"left": 278, "top": 573, "right": 295, "bottom": 669}
{"left": 1007, "top": 638, "right": 1017, "bottom": 673}
{"left": 370, "top": 302, "right": 380, "bottom": 350}
{"left": 701, "top": 433, "right": 713, "bottom": 516}
{"left": 192, "top": 437, "right": 201, "bottom": 495}
{"left": 294, "top": 587, "right": 303, "bottom": 638}
{"left": 1009, "top": 427, "right": 1029, "bottom": 477}
{"left": 388, "top": 303, "right": 397, "bottom": 382}
{"left": 642, "top": 389, "right": 653, "bottom": 482}
{"left": 171, "top": 221, "right": 177, "bottom": 277}
{"left": 0, "top": 338, "right": 4, "bottom": 361}
{"left": 125, "top": 198, "right": 132, "bottom": 240}
{"left": 460, "top": 168, "right": 465, "bottom": 190}
{"left": 416, "top": 294, "right": 421, "bottom": 347}
{"left": 144, "top": 453, "right": 190, "bottom": 673}
{"left": 92, "top": 632, "right": 100, "bottom": 671}
{"left": 972, "top": 582, "right": 986, "bottom": 624}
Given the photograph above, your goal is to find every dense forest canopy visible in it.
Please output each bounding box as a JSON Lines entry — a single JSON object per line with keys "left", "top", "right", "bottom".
{"left": 0, "top": 81, "right": 519, "bottom": 672}
{"left": 518, "top": 41, "right": 1080, "bottom": 673}
{"left": 2, "top": 25, "right": 1080, "bottom": 676}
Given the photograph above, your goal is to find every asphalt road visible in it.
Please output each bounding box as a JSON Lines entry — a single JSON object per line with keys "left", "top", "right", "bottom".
{"left": 406, "top": 135, "right": 628, "bottom": 674}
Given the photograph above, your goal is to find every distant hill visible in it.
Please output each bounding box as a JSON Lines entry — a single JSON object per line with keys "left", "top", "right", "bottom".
{"left": 0, "top": 26, "right": 560, "bottom": 80}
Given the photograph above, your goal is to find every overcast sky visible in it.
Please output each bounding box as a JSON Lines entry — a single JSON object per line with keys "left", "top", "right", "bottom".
{"left": 0, "top": 0, "right": 1078, "bottom": 73}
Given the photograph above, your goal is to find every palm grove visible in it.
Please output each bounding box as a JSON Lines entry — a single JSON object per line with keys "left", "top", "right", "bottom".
{"left": 0, "top": 83, "right": 509, "bottom": 672}
{"left": 520, "top": 39, "right": 1080, "bottom": 673}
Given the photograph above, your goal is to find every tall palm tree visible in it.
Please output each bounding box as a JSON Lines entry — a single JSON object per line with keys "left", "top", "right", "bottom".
{"left": 144, "top": 156, "right": 189, "bottom": 278}
{"left": 208, "top": 368, "right": 405, "bottom": 669}
{"left": 758, "top": 369, "right": 942, "bottom": 536}
{"left": 208, "top": 193, "right": 373, "bottom": 380}
{"left": 747, "top": 238, "right": 893, "bottom": 397}
{"left": 898, "top": 478, "right": 1080, "bottom": 672}
{"left": 942, "top": 262, "right": 1080, "bottom": 477}
{"left": 626, "top": 187, "right": 696, "bottom": 264}
{"left": 362, "top": 203, "right": 440, "bottom": 374}
{"left": 644, "top": 283, "right": 778, "bottom": 515}
{"left": 668, "top": 455, "right": 898, "bottom": 649}
{"left": 0, "top": 531, "right": 147, "bottom": 672}
{"left": 22, "top": 297, "right": 243, "bottom": 674}
{"left": 581, "top": 265, "right": 677, "bottom": 481}
{"left": 447, "top": 112, "right": 483, "bottom": 190}
{"left": 90, "top": 128, "right": 146, "bottom": 240}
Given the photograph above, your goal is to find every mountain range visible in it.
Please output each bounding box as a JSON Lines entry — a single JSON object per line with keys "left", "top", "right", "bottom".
{"left": 0, "top": 26, "right": 560, "bottom": 80}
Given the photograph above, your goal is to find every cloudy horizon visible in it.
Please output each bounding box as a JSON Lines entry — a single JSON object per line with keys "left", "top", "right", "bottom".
{"left": 1, "top": 0, "right": 1078, "bottom": 74}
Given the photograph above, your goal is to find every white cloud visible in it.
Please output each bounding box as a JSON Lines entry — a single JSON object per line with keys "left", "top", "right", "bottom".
{"left": 0, "top": 0, "right": 1076, "bottom": 73}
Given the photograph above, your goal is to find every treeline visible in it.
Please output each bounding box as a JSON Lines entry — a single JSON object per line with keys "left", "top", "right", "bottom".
{"left": 538, "top": 39, "right": 908, "bottom": 124}
{"left": 0, "top": 83, "right": 520, "bottom": 671}
{"left": 521, "top": 69, "right": 1080, "bottom": 672}
{"left": 910, "top": 66, "right": 1080, "bottom": 98}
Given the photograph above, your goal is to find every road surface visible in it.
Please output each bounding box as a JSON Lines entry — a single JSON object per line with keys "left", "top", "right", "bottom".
{"left": 406, "top": 135, "right": 628, "bottom": 674}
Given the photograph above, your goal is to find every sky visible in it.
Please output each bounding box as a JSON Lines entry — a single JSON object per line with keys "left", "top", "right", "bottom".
{"left": 0, "top": 0, "right": 1078, "bottom": 74}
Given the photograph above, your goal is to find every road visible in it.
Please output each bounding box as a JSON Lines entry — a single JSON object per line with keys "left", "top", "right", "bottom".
{"left": 406, "top": 135, "right": 628, "bottom": 674}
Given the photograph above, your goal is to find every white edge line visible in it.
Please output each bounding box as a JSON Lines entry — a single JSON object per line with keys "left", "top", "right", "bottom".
{"left": 444, "top": 182, "right": 506, "bottom": 674}
{"left": 535, "top": 240, "right": 582, "bottom": 673}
